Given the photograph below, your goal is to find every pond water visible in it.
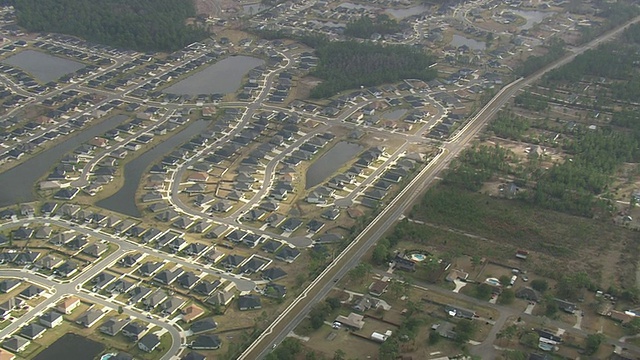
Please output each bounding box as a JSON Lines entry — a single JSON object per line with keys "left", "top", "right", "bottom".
{"left": 450, "top": 34, "right": 486, "bottom": 50}
{"left": 382, "top": 108, "right": 408, "bottom": 120}
{"left": 386, "top": 5, "right": 429, "bottom": 20}
{"left": 305, "top": 141, "right": 363, "bottom": 189}
{"left": 242, "top": 3, "right": 269, "bottom": 14}
{"left": 33, "top": 333, "right": 105, "bottom": 360}
{"left": 163, "top": 56, "right": 264, "bottom": 95}
{"left": 338, "top": 2, "right": 376, "bottom": 10}
{"left": 97, "top": 119, "right": 210, "bottom": 217}
{"left": 510, "top": 10, "right": 552, "bottom": 30}
{"left": 2, "top": 50, "right": 85, "bottom": 83}
{"left": 0, "top": 114, "right": 129, "bottom": 207}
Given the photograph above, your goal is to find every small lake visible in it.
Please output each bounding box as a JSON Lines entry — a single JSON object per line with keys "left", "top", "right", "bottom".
{"left": 450, "top": 34, "right": 486, "bottom": 50}
{"left": 34, "top": 333, "right": 105, "bottom": 360}
{"left": 243, "top": 3, "right": 269, "bottom": 14}
{"left": 163, "top": 56, "right": 265, "bottom": 95}
{"left": 386, "top": 5, "right": 429, "bottom": 20}
{"left": 305, "top": 141, "right": 363, "bottom": 189}
{"left": 97, "top": 119, "right": 209, "bottom": 217}
{"left": 338, "top": 2, "right": 376, "bottom": 10}
{"left": 0, "top": 114, "right": 129, "bottom": 207}
{"left": 382, "top": 108, "right": 408, "bottom": 120}
{"left": 510, "top": 10, "right": 552, "bottom": 30}
{"left": 2, "top": 50, "right": 85, "bottom": 83}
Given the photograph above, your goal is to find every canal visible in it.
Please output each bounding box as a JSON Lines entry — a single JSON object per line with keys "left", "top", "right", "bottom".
{"left": 305, "top": 141, "right": 363, "bottom": 189}
{"left": 96, "top": 119, "right": 210, "bottom": 217}
{"left": 0, "top": 114, "right": 129, "bottom": 207}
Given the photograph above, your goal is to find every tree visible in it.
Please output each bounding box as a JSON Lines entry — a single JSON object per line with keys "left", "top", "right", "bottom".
{"left": 372, "top": 241, "right": 390, "bottom": 265}
{"left": 505, "top": 350, "right": 527, "bottom": 360}
{"left": 333, "top": 349, "right": 346, "bottom": 360}
{"left": 499, "top": 289, "right": 515, "bottom": 305}
{"left": 474, "top": 283, "right": 493, "bottom": 300}
{"left": 499, "top": 275, "right": 511, "bottom": 287}
{"left": 428, "top": 331, "right": 440, "bottom": 345}
{"left": 520, "top": 331, "right": 539, "bottom": 348}
{"left": 455, "top": 320, "right": 476, "bottom": 344}
{"left": 626, "top": 317, "right": 640, "bottom": 335}
{"left": 585, "top": 333, "right": 603, "bottom": 355}
{"left": 545, "top": 299, "right": 558, "bottom": 317}
{"left": 326, "top": 297, "right": 341, "bottom": 311}
{"left": 531, "top": 279, "right": 548, "bottom": 293}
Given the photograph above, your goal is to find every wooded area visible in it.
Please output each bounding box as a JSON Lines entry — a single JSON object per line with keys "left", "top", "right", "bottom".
{"left": 310, "top": 41, "right": 436, "bottom": 98}
{"left": 344, "top": 14, "right": 404, "bottom": 39}
{"left": 14, "top": 0, "right": 207, "bottom": 51}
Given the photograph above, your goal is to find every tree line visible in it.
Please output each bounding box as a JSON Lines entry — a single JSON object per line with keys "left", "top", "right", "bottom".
{"left": 344, "top": 14, "right": 404, "bottom": 39}
{"left": 515, "top": 38, "right": 565, "bottom": 77}
{"left": 14, "top": 0, "right": 208, "bottom": 52}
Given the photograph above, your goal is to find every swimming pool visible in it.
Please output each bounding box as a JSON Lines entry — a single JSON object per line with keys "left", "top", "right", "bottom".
{"left": 410, "top": 253, "right": 427, "bottom": 262}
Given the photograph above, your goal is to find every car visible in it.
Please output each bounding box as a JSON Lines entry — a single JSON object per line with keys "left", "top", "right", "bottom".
{"left": 332, "top": 321, "right": 341, "bottom": 329}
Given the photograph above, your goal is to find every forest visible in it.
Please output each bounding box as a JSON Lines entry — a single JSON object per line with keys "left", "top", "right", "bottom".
{"left": 344, "top": 14, "right": 404, "bottom": 39}
{"left": 13, "top": 0, "right": 208, "bottom": 52}
{"left": 577, "top": 1, "right": 640, "bottom": 44}
{"left": 310, "top": 41, "right": 436, "bottom": 98}
{"left": 515, "top": 38, "right": 565, "bottom": 77}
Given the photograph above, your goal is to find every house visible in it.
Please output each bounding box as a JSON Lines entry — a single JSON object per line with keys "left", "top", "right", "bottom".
{"left": 275, "top": 246, "right": 300, "bottom": 263}
{"left": 20, "top": 285, "right": 44, "bottom": 300}
{"left": 264, "top": 283, "right": 287, "bottom": 299}
{"left": 190, "top": 318, "right": 218, "bottom": 334}
{"left": 516, "top": 287, "right": 541, "bottom": 303}
{"left": 262, "top": 267, "right": 287, "bottom": 282}
{"left": 120, "top": 253, "right": 143, "bottom": 267}
{"left": 555, "top": 299, "right": 577, "bottom": 314}
{"left": 56, "top": 296, "right": 80, "bottom": 314}
{"left": 0, "top": 279, "right": 21, "bottom": 293}
{"left": 13, "top": 251, "right": 40, "bottom": 266}
{"left": 176, "top": 270, "right": 200, "bottom": 288}
{"left": 161, "top": 296, "right": 186, "bottom": 315}
{"left": 0, "top": 348, "right": 15, "bottom": 360}
{"left": 190, "top": 334, "right": 221, "bottom": 350}
{"left": 54, "top": 260, "right": 78, "bottom": 277}
{"left": 39, "top": 310, "right": 63, "bottom": 328}
{"left": 181, "top": 304, "right": 205, "bottom": 323}
{"left": 76, "top": 308, "right": 105, "bottom": 328}
{"left": 238, "top": 295, "right": 262, "bottom": 311}
{"left": 122, "top": 322, "right": 148, "bottom": 340}
{"left": 445, "top": 305, "right": 476, "bottom": 319}
{"left": 106, "top": 279, "right": 135, "bottom": 295}
{"left": 12, "top": 227, "right": 33, "bottom": 240}
{"left": 34, "top": 226, "right": 52, "bottom": 239}
{"left": 91, "top": 272, "right": 116, "bottom": 291}
{"left": 2, "top": 336, "right": 30, "bottom": 353}
{"left": 19, "top": 204, "right": 35, "bottom": 217}
{"left": 143, "top": 289, "right": 168, "bottom": 309}
{"left": 335, "top": 313, "right": 365, "bottom": 330}
{"left": 111, "top": 353, "right": 134, "bottom": 360}
{"left": 206, "top": 289, "right": 235, "bottom": 307}
{"left": 138, "top": 333, "right": 161, "bottom": 353}
{"left": 20, "top": 323, "right": 46, "bottom": 340}
{"left": 182, "top": 352, "right": 207, "bottom": 360}
{"left": 100, "top": 317, "right": 130, "bottom": 336}
{"left": 369, "top": 280, "right": 389, "bottom": 297}
{"left": 154, "top": 269, "right": 183, "bottom": 285}
{"left": 83, "top": 243, "right": 108, "bottom": 257}
{"left": 393, "top": 255, "right": 416, "bottom": 272}
{"left": 138, "top": 261, "right": 163, "bottom": 276}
